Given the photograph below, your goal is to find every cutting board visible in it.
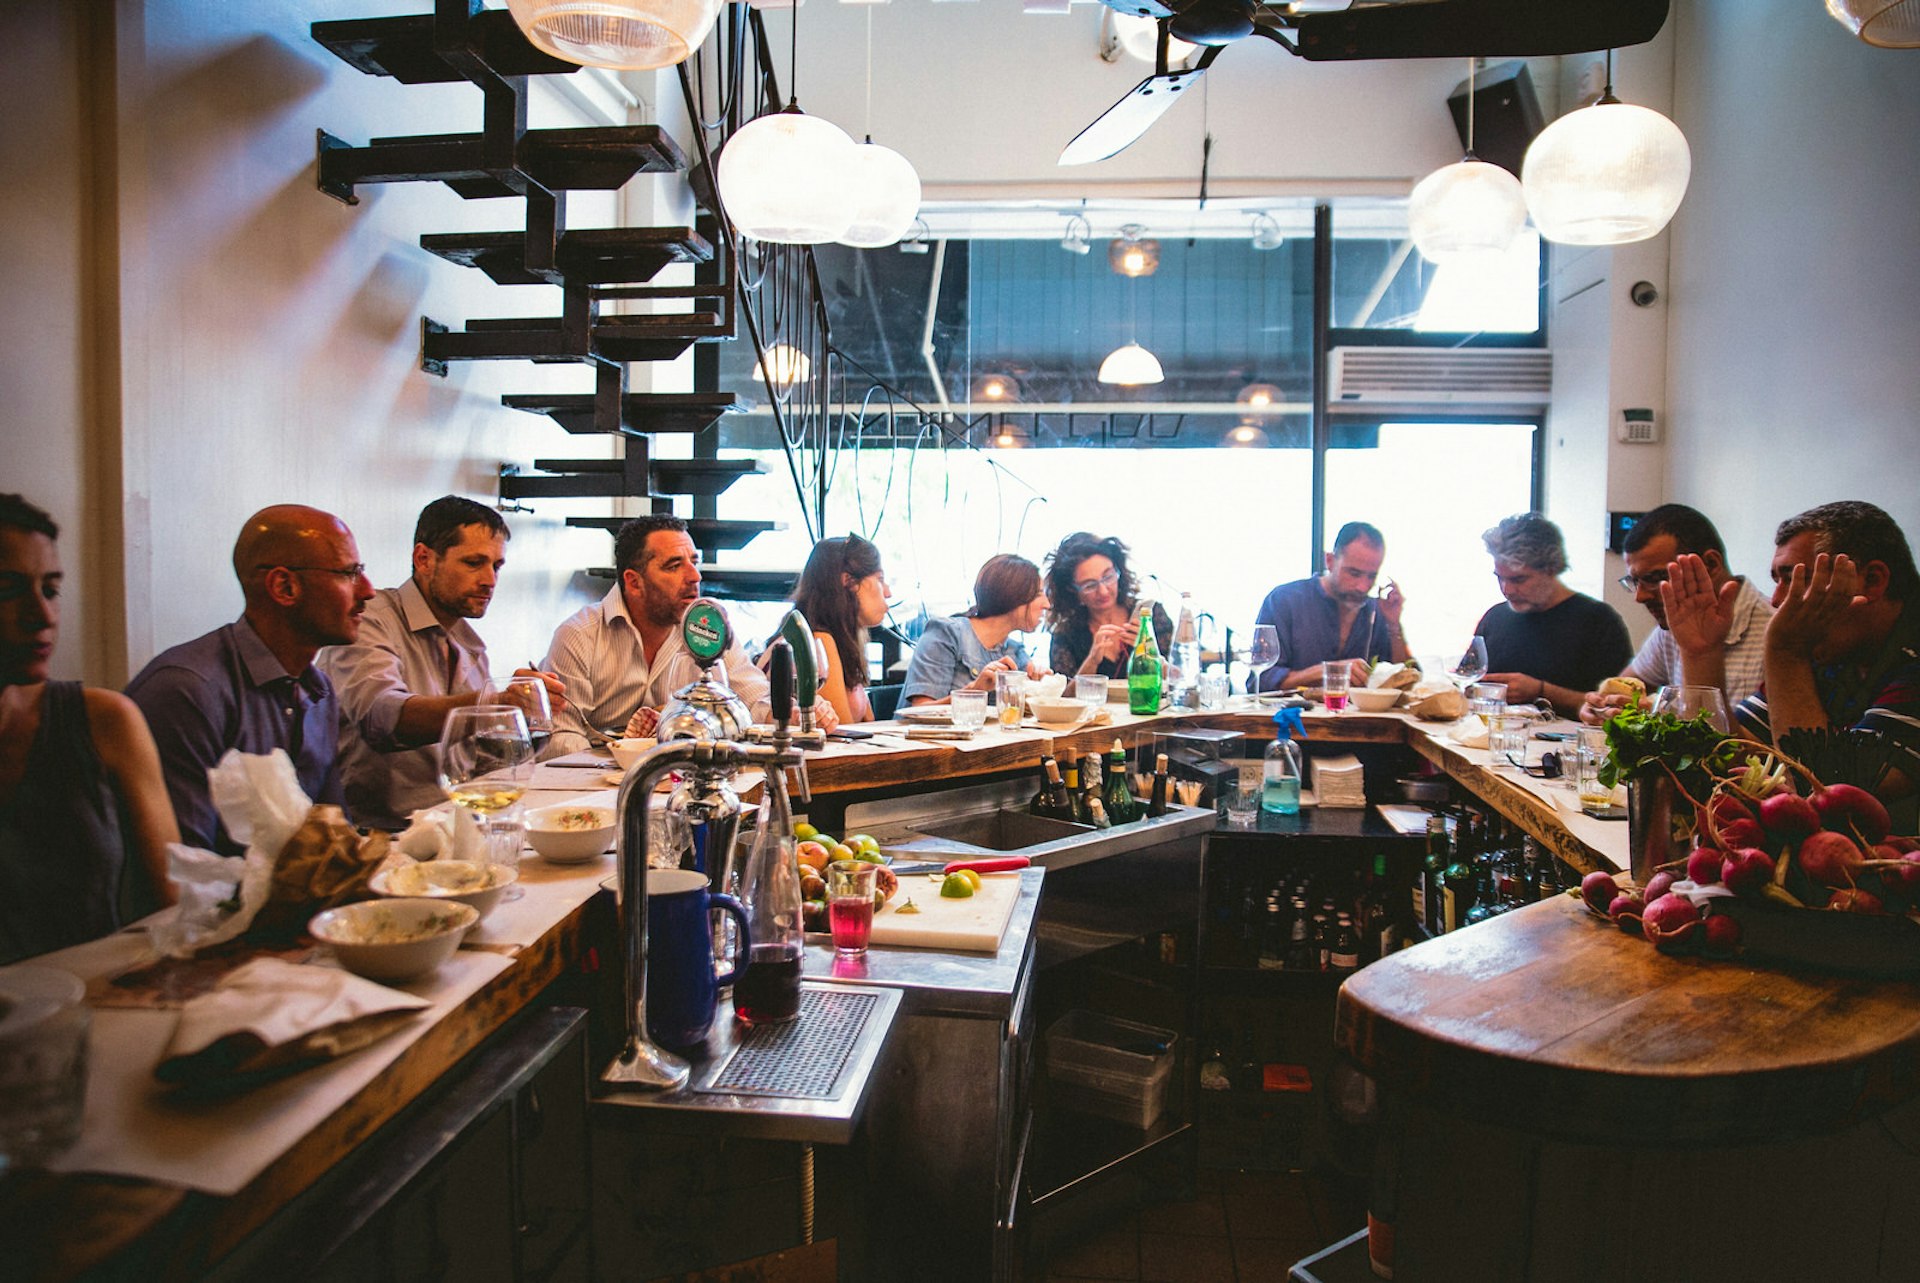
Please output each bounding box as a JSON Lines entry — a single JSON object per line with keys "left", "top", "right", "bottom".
{"left": 868, "top": 872, "right": 1023, "bottom": 953}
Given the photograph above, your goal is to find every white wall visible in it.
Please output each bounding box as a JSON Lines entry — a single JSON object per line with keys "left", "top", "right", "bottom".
{"left": 1664, "top": 0, "right": 1920, "bottom": 576}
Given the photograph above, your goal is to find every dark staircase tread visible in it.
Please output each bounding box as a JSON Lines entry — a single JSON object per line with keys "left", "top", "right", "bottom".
{"left": 501, "top": 391, "right": 747, "bottom": 437}
{"left": 423, "top": 313, "right": 723, "bottom": 365}
{"left": 320, "top": 126, "right": 684, "bottom": 202}
{"left": 565, "top": 516, "right": 779, "bottom": 552}
{"left": 312, "top": 11, "right": 578, "bottom": 84}
{"left": 585, "top": 566, "right": 800, "bottom": 599}
{"left": 498, "top": 459, "right": 762, "bottom": 501}
{"left": 421, "top": 227, "right": 712, "bottom": 287}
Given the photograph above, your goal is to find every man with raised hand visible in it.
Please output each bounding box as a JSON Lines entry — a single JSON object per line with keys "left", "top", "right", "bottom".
{"left": 1250, "top": 521, "right": 1411, "bottom": 693}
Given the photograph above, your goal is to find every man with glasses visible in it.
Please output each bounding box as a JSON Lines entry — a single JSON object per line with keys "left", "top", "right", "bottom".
{"left": 1579, "top": 504, "right": 1774, "bottom": 725}
{"left": 127, "top": 505, "right": 373, "bottom": 853}
{"left": 1251, "top": 521, "right": 1411, "bottom": 693}
{"left": 320, "top": 497, "right": 568, "bottom": 831}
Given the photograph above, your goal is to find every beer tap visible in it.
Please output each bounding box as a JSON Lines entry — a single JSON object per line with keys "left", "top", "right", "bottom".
{"left": 602, "top": 623, "right": 809, "bottom": 1090}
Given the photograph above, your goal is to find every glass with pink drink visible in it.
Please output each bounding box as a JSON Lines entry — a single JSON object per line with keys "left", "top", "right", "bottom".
{"left": 827, "top": 860, "right": 878, "bottom": 955}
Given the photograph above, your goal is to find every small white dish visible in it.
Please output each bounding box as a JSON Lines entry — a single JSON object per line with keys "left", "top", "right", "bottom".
{"left": 309, "top": 899, "right": 476, "bottom": 982}
{"left": 1028, "top": 695, "right": 1091, "bottom": 727}
{"left": 608, "top": 737, "right": 657, "bottom": 773}
{"left": 370, "top": 860, "right": 515, "bottom": 923}
{"left": 525, "top": 803, "right": 618, "bottom": 863}
{"left": 1348, "top": 687, "right": 1405, "bottom": 712}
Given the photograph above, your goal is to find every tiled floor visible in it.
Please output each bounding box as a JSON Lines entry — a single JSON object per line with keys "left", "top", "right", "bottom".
{"left": 1031, "top": 1167, "right": 1366, "bottom": 1283}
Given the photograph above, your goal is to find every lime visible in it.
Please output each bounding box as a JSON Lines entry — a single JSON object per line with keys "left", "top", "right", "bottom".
{"left": 793, "top": 822, "right": 819, "bottom": 841}
{"left": 954, "top": 868, "right": 983, "bottom": 892}
{"left": 939, "top": 873, "right": 976, "bottom": 899}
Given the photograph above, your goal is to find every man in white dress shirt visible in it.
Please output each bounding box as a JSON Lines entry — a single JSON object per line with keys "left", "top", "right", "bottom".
{"left": 322, "top": 497, "right": 566, "bottom": 829}
{"left": 543, "top": 515, "right": 779, "bottom": 753}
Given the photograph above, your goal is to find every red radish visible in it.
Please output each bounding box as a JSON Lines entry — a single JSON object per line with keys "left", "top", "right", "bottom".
{"left": 1895, "top": 852, "right": 1920, "bottom": 895}
{"left": 1644, "top": 870, "right": 1677, "bottom": 903}
{"left": 1829, "top": 888, "right": 1885, "bottom": 914}
{"left": 1760, "top": 793, "right": 1820, "bottom": 843}
{"left": 1798, "top": 830, "right": 1867, "bottom": 888}
{"left": 1813, "top": 783, "right": 1891, "bottom": 843}
{"left": 1883, "top": 835, "right": 1919, "bottom": 854}
{"left": 1642, "top": 893, "right": 1702, "bottom": 949}
{"left": 1721, "top": 848, "right": 1776, "bottom": 896}
{"left": 1685, "top": 847, "right": 1724, "bottom": 885}
{"left": 1702, "top": 914, "right": 1742, "bottom": 954}
{"left": 1706, "top": 792, "right": 1756, "bottom": 831}
{"left": 1609, "top": 894, "right": 1646, "bottom": 934}
{"left": 1718, "top": 817, "right": 1766, "bottom": 851}
{"left": 1581, "top": 870, "right": 1620, "bottom": 915}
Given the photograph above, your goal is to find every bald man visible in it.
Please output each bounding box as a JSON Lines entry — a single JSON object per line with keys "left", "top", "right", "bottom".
{"left": 128, "top": 505, "right": 374, "bottom": 853}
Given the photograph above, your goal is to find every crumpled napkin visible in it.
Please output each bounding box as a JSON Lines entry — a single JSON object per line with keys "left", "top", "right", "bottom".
{"left": 154, "top": 957, "right": 428, "bottom": 1090}
{"left": 150, "top": 750, "right": 314, "bottom": 957}
{"left": 1449, "top": 716, "right": 1491, "bottom": 749}
{"left": 395, "top": 807, "right": 485, "bottom": 862}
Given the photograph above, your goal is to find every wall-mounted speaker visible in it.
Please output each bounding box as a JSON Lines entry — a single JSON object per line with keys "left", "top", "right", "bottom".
{"left": 1448, "top": 61, "right": 1544, "bottom": 179}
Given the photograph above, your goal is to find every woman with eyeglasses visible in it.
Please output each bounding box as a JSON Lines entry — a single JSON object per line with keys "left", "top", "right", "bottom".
{"left": 787, "top": 534, "right": 890, "bottom": 724}
{"left": 901, "top": 555, "right": 1050, "bottom": 706}
{"left": 1, "top": 494, "right": 178, "bottom": 964}
{"left": 1044, "top": 532, "right": 1173, "bottom": 680}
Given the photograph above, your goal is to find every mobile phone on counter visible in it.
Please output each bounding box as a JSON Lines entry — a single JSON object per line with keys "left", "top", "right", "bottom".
{"left": 829, "top": 728, "right": 875, "bottom": 741}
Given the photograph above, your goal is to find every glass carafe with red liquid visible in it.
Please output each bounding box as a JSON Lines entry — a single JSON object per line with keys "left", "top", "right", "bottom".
{"left": 734, "top": 646, "right": 805, "bottom": 1025}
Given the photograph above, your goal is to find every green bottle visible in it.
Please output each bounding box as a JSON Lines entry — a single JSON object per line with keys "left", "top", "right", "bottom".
{"left": 1104, "top": 738, "right": 1139, "bottom": 823}
{"left": 1127, "top": 609, "right": 1163, "bottom": 714}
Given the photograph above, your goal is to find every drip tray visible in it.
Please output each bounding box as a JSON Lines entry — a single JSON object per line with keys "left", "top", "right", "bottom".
{"left": 593, "top": 981, "right": 901, "bottom": 1145}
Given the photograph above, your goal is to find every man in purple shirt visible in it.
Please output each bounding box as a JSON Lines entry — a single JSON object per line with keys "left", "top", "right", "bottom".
{"left": 127, "top": 505, "right": 373, "bottom": 853}
{"left": 1252, "top": 522, "right": 1411, "bottom": 692}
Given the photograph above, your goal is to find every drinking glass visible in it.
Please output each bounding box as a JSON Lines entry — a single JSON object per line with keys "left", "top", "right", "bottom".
{"left": 994, "top": 669, "right": 1028, "bottom": 728}
{"left": 1247, "top": 625, "right": 1281, "bottom": 694}
{"left": 1322, "top": 662, "right": 1350, "bottom": 713}
{"left": 1197, "top": 670, "right": 1231, "bottom": 710}
{"left": 438, "top": 705, "right": 533, "bottom": 901}
{"left": 1467, "top": 682, "right": 1509, "bottom": 722}
{"left": 1223, "top": 764, "right": 1262, "bottom": 828}
{"left": 1448, "top": 636, "right": 1489, "bottom": 690}
{"left": 949, "top": 689, "right": 988, "bottom": 730}
{"left": 500, "top": 675, "right": 554, "bottom": 758}
{"left": 1489, "top": 712, "right": 1532, "bottom": 758}
{"left": 1074, "top": 674, "right": 1110, "bottom": 709}
{"left": 826, "top": 860, "right": 878, "bottom": 956}
{"left": 1650, "top": 684, "right": 1731, "bottom": 733}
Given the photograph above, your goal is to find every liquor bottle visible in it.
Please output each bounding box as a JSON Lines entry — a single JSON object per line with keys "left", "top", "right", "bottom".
{"left": 1169, "top": 592, "right": 1202, "bottom": 708}
{"left": 736, "top": 763, "right": 804, "bottom": 1025}
{"left": 1417, "top": 816, "right": 1445, "bottom": 936}
{"left": 1033, "top": 758, "right": 1074, "bottom": 821}
{"left": 1027, "top": 744, "right": 1059, "bottom": 815}
{"left": 1284, "top": 898, "right": 1315, "bottom": 971}
{"left": 1063, "top": 756, "right": 1088, "bottom": 823}
{"left": 1258, "top": 895, "right": 1286, "bottom": 970}
{"left": 1330, "top": 913, "right": 1361, "bottom": 973}
{"left": 1104, "top": 738, "right": 1138, "bottom": 822}
{"left": 1312, "top": 907, "right": 1332, "bottom": 971}
{"left": 1463, "top": 861, "right": 1499, "bottom": 927}
{"left": 1082, "top": 752, "right": 1102, "bottom": 820}
{"left": 1127, "top": 609, "right": 1164, "bottom": 714}
{"left": 1441, "top": 818, "right": 1475, "bottom": 934}
{"left": 1147, "top": 752, "right": 1171, "bottom": 816}
{"left": 1365, "top": 853, "right": 1397, "bottom": 961}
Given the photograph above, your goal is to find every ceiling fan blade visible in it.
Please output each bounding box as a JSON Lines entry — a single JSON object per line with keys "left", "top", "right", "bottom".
{"left": 1059, "top": 54, "right": 1217, "bottom": 167}
{"left": 1293, "top": 0, "right": 1669, "bottom": 61}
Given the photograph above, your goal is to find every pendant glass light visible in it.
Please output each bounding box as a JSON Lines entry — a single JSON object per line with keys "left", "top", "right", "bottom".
{"left": 505, "top": 0, "right": 724, "bottom": 70}
{"left": 1522, "top": 54, "right": 1691, "bottom": 247}
{"left": 836, "top": 14, "right": 921, "bottom": 248}
{"left": 716, "top": 109, "right": 857, "bottom": 244}
{"left": 1098, "top": 343, "right": 1164, "bottom": 386}
{"left": 1826, "top": 0, "right": 1920, "bottom": 47}
{"left": 1408, "top": 60, "right": 1528, "bottom": 263}
{"left": 752, "top": 343, "right": 812, "bottom": 386}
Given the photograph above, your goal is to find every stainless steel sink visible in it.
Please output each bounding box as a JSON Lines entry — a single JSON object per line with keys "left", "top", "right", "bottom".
{"left": 848, "top": 778, "right": 1218, "bottom": 873}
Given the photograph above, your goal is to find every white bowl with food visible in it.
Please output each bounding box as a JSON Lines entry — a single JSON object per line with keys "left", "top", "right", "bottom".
{"left": 309, "top": 898, "right": 477, "bottom": 982}
{"left": 607, "top": 737, "right": 657, "bottom": 773}
{"left": 370, "top": 859, "right": 516, "bottom": 922}
{"left": 526, "top": 803, "right": 618, "bottom": 863}
{"left": 1028, "top": 695, "right": 1089, "bottom": 727}
{"left": 1348, "top": 686, "right": 1405, "bottom": 712}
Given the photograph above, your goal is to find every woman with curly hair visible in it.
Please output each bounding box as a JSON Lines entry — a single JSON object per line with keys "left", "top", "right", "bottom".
{"left": 1044, "top": 532, "right": 1172, "bottom": 680}
{"left": 787, "top": 534, "right": 890, "bottom": 724}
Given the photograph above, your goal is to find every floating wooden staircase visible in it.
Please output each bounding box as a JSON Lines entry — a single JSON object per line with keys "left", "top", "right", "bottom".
{"left": 314, "top": 0, "right": 789, "bottom": 584}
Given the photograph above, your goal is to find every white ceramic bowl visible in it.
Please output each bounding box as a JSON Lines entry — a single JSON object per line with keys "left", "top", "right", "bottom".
{"left": 1028, "top": 696, "right": 1088, "bottom": 726}
{"left": 1349, "top": 687, "right": 1405, "bottom": 712}
{"left": 309, "top": 898, "right": 476, "bottom": 982}
{"left": 608, "top": 737, "right": 657, "bottom": 773}
{"left": 526, "top": 803, "right": 618, "bottom": 863}
{"left": 370, "top": 859, "right": 515, "bottom": 922}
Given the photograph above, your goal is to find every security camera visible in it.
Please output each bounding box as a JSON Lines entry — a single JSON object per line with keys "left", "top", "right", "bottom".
{"left": 1630, "top": 281, "right": 1660, "bottom": 308}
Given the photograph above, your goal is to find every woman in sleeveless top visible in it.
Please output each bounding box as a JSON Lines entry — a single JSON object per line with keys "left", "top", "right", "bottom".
{"left": 0, "top": 494, "right": 178, "bottom": 963}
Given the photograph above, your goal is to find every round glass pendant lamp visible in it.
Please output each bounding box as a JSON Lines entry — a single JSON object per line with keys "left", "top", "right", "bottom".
{"left": 506, "top": 0, "right": 724, "bottom": 70}
{"left": 752, "top": 343, "right": 811, "bottom": 386}
{"left": 1409, "top": 158, "right": 1528, "bottom": 261}
{"left": 837, "top": 141, "right": 922, "bottom": 248}
{"left": 1522, "top": 97, "right": 1692, "bottom": 246}
{"left": 1097, "top": 342, "right": 1164, "bottom": 387}
{"left": 716, "top": 108, "right": 858, "bottom": 245}
{"left": 1826, "top": 0, "right": 1920, "bottom": 46}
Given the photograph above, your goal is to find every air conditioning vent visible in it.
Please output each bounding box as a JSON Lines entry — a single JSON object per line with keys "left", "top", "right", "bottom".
{"left": 1330, "top": 347, "right": 1552, "bottom": 408}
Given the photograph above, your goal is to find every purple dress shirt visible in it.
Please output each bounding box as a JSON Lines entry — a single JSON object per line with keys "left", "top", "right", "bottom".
{"left": 126, "top": 618, "right": 345, "bottom": 854}
{"left": 1251, "top": 576, "right": 1395, "bottom": 692}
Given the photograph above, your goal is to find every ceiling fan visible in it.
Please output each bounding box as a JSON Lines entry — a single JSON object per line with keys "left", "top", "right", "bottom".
{"left": 1060, "top": 0, "right": 1671, "bottom": 166}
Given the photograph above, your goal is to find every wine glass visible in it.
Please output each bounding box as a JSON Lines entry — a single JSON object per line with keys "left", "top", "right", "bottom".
{"left": 1246, "top": 625, "right": 1281, "bottom": 695}
{"left": 501, "top": 675, "right": 554, "bottom": 759}
{"left": 1448, "top": 636, "right": 1489, "bottom": 690}
{"left": 1651, "top": 684, "right": 1731, "bottom": 733}
{"left": 438, "top": 705, "right": 533, "bottom": 901}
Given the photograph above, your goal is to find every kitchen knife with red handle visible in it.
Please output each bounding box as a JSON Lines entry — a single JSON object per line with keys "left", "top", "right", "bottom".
{"left": 941, "top": 857, "right": 1032, "bottom": 875}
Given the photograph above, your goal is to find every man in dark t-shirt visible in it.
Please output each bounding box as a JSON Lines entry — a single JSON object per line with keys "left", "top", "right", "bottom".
{"left": 1473, "top": 512, "right": 1633, "bottom": 716}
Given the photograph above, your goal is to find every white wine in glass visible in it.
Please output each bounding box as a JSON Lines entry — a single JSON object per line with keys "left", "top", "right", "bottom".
{"left": 439, "top": 705, "right": 533, "bottom": 899}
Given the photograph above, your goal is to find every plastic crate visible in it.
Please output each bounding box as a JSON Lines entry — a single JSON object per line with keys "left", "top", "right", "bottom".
{"left": 1044, "top": 1010, "right": 1178, "bottom": 1130}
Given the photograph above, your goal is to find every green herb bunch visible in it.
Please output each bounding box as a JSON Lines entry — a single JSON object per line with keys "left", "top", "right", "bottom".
{"left": 1598, "top": 705, "right": 1738, "bottom": 795}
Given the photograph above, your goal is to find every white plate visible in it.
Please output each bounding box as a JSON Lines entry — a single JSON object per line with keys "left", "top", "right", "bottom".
{"left": 897, "top": 706, "right": 954, "bottom": 723}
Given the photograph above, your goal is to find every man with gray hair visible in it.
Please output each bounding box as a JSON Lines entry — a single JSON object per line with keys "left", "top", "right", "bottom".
{"left": 1474, "top": 512, "right": 1632, "bottom": 717}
